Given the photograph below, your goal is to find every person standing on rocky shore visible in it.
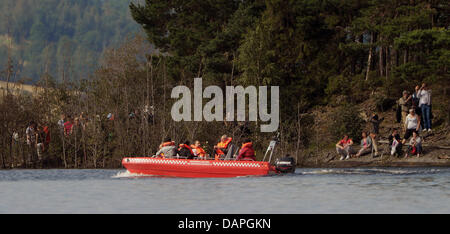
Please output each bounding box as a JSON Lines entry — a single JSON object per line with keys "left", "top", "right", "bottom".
{"left": 417, "top": 83, "right": 432, "bottom": 132}
{"left": 25, "top": 121, "right": 38, "bottom": 166}
{"left": 398, "top": 90, "right": 412, "bottom": 131}
{"left": 369, "top": 112, "right": 383, "bottom": 157}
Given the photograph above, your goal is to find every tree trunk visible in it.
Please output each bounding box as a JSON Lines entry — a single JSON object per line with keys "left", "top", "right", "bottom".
{"left": 21, "top": 140, "right": 26, "bottom": 168}
{"left": 295, "top": 104, "right": 302, "bottom": 165}
{"left": 93, "top": 144, "right": 97, "bottom": 168}
{"left": 385, "top": 46, "right": 389, "bottom": 80}
{"left": 74, "top": 134, "right": 78, "bottom": 168}
{"left": 404, "top": 49, "right": 408, "bottom": 64}
{"left": 9, "top": 134, "right": 13, "bottom": 168}
{"left": 379, "top": 44, "right": 384, "bottom": 77}
{"left": 83, "top": 131, "right": 87, "bottom": 168}
{"left": 365, "top": 33, "right": 374, "bottom": 81}
{"left": 1, "top": 152, "right": 5, "bottom": 169}
{"left": 62, "top": 135, "right": 67, "bottom": 168}
{"left": 394, "top": 48, "right": 399, "bottom": 68}
{"left": 1, "top": 138, "right": 6, "bottom": 168}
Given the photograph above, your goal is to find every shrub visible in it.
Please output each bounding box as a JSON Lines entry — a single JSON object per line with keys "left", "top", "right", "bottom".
{"left": 373, "top": 95, "right": 396, "bottom": 112}
{"left": 329, "top": 104, "right": 365, "bottom": 143}
{"left": 325, "top": 75, "right": 351, "bottom": 97}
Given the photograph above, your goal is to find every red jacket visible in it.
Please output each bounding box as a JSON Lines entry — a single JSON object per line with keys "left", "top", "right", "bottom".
{"left": 237, "top": 142, "right": 256, "bottom": 161}
{"left": 43, "top": 126, "right": 51, "bottom": 145}
{"left": 178, "top": 144, "right": 195, "bottom": 158}
{"left": 64, "top": 121, "right": 73, "bottom": 135}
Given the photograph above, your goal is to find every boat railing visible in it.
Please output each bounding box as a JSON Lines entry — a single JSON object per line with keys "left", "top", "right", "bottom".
{"left": 148, "top": 155, "right": 236, "bottom": 161}
{"left": 147, "top": 138, "right": 279, "bottom": 162}
{"left": 262, "top": 140, "right": 277, "bottom": 163}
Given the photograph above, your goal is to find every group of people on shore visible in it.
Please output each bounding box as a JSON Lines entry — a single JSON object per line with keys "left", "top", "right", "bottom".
{"left": 154, "top": 135, "right": 256, "bottom": 161}
{"left": 22, "top": 112, "right": 85, "bottom": 165}
{"left": 25, "top": 121, "right": 51, "bottom": 164}
{"left": 336, "top": 111, "right": 384, "bottom": 160}
{"left": 57, "top": 113, "right": 90, "bottom": 137}
{"left": 397, "top": 83, "right": 432, "bottom": 133}
{"left": 394, "top": 82, "right": 432, "bottom": 157}
{"left": 336, "top": 83, "right": 432, "bottom": 160}
{"left": 57, "top": 105, "right": 155, "bottom": 137}
{"left": 20, "top": 107, "right": 153, "bottom": 166}
{"left": 388, "top": 128, "right": 423, "bottom": 158}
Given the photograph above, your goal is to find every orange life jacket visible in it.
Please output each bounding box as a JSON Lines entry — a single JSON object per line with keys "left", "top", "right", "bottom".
{"left": 191, "top": 145, "right": 206, "bottom": 157}
{"left": 161, "top": 141, "right": 175, "bottom": 148}
{"left": 215, "top": 137, "right": 232, "bottom": 158}
{"left": 242, "top": 142, "right": 252, "bottom": 148}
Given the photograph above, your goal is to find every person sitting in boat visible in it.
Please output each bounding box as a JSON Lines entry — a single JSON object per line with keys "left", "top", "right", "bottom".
{"left": 214, "top": 135, "right": 233, "bottom": 159}
{"left": 191, "top": 140, "right": 207, "bottom": 158}
{"left": 178, "top": 141, "right": 196, "bottom": 159}
{"left": 236, "top": 139, "right": 256, "bottom": 161}
{"left": 155, "top": 137, "right": 177, "bottom": 158}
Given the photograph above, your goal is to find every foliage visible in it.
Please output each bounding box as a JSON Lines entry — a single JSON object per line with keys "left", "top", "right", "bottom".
{"left": 0, "top": 0, "right": 140, "bottom": 82}
{"left": 329, "top": 104, "right": 365, "bottom": 143}
{"left": 0, "top": 0, "right": 449, "bottom": 168}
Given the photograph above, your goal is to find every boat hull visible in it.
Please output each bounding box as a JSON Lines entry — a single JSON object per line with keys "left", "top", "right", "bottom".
{"left": 122, "top": 157, "right": 275, "bottom": 178}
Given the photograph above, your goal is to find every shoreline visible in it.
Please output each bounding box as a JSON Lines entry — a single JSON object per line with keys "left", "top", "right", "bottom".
{"left": 299, "top": 156, "right": 450, "bottom": 168}
{"left": 1, "top": 159, "right": 449, "bottom": 170}
{"left": 297, "top": 137, "right": 450, "bottom": 168}
{"left": 301, "top": 161, "right": 450, "bottom": 168}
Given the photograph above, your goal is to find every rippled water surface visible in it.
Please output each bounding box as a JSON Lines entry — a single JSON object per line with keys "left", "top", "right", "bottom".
{"left": 0, "top": 168, "right": 449, "bottom": 213}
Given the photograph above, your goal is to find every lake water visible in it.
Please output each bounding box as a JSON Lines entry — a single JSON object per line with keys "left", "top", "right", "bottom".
{"left": 0, "top": 168, "right": 449, "bottom": 214}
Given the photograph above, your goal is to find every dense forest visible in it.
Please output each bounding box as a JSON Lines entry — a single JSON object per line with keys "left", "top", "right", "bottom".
{"left": 0, "top": 0, "right": 448, "bottom": 169}
{"left": 0, "top": 0, "right": 141, "bottom": 82}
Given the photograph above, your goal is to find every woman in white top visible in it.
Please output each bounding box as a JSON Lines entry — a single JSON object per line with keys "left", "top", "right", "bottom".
{"left": 403, "top": 108, "right": 420, "bottom": 140}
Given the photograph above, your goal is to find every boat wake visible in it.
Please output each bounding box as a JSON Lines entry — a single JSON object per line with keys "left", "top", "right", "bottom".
{"left": 298, "top": 168, "right": 441, "bottom": 176}
{"left": 112, "top": 170, "right": 157, "bottom": 179}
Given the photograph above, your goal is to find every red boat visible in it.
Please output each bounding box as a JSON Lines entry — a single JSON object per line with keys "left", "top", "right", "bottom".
{"left": 122, "top": 138, "right": 296, "bottom": 178}
{"left": 122, "top": 157, "right": 277, "bottom": 178}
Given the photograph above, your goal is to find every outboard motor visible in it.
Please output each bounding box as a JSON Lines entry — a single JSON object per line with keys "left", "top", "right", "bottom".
{"left": 275, "top": 155, "right": 296, "bottom": 173}
{"left": 263, "top": 133, "right": 295, "bottom": 174}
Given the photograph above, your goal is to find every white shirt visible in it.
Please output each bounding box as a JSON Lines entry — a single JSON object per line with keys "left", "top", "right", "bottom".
{"left": 26, "top": 127, "right": 36, "bottom": 144}
{"left": 405, "top": 114, "right": 419, "bottom": 130}
{"left": 418, "top": 89, "right": 431, "bottom": 106}
{"left": 58, "top": 119, "right": 65, "bottom": 128}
